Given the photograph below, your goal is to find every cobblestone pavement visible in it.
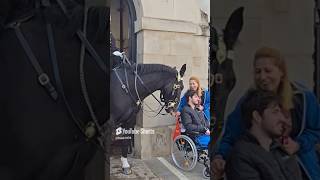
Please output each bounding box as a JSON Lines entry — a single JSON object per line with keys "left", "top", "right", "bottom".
{"left": 109, "top": 155, "right": 209, "bottom": 180}
{"left": 110, "top": 156, "right": 162, "bottom": 180}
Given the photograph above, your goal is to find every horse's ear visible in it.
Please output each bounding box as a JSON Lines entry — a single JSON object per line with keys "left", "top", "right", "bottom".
{"left": 179, "top": 64, "right": 186, "bottom": 77}
{"left": 223, "top": 7, "right": 244, "bottom": 50}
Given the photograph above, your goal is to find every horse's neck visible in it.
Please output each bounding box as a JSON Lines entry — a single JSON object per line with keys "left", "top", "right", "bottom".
{"left": 137, "top": 72, "right": 173, "bottom": 99}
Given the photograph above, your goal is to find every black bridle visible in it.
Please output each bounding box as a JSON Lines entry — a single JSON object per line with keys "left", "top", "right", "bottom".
{"left": 160, "top": 78, "right": 184, "bottom": 112}
{"left": 5, "top": 0, "right": 107, "bottom": 150}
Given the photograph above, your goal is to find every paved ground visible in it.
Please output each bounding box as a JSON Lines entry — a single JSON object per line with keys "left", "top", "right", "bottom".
{"left": 110, "top": 154, "right": 209, "bottom": 180}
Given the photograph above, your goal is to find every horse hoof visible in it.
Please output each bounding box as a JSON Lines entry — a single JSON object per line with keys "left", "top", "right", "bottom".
{"left": 122, "top": 167, "right": 132, "bottom": 175}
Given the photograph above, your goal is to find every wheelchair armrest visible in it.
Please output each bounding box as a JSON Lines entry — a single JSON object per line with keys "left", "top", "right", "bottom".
{"left": 185, "top": 131, "right": 200, "bottom": 135}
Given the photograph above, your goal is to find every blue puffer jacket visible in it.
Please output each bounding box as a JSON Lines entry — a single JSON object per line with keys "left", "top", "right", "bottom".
{"left": 177, "top": 89, "right": 210, "bottom": 122}
{"left": 214, "top": 82, "right": 320, "bottom": 180}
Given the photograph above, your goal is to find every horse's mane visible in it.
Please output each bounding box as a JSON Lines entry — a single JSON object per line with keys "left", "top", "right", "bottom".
{"left": 137, "top": 64, "right": 177, "bottom": 75}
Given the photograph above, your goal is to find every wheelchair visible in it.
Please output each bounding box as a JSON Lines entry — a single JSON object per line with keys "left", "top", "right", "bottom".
{"left": 171, "top": 117, "right": 211, "bottom": 179}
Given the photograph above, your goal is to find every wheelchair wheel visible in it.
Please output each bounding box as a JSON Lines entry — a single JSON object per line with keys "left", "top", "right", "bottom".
{"left": 202, "top": 167, "right": 210, "bottom": 179}
{"left": 171, "top": 135, "right": 198, "bottom": 171}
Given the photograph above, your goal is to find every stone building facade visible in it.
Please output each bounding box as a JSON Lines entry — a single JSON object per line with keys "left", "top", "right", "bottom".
{"left": 111, "top": 0, "right": 210, "bottom": 159}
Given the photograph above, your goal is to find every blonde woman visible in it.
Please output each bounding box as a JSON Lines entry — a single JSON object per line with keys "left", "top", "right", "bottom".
{"left": 176, "top": 76, "right": 210, "bottom": 122}
{"left": 212, "top": 47, "right": 320, "bottom": 180}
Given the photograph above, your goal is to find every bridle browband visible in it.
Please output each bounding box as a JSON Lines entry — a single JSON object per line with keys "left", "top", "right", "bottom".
{"left": 6, "top": 0, "right": 107, "bottom": 150}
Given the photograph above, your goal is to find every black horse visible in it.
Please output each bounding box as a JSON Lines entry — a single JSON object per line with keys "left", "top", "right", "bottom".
{"left": 110, "top": 60, "right": 186, "bottom": 174}
{"left": 209, "top": 7, "right": 244, "bottom": 157}
{"left": 0, "top": 0, "right": 108, "bottom": 180}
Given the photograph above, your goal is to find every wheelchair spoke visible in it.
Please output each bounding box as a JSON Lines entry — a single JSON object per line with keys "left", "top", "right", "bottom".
{"left": 171, "top": 135, "right": 200, "bottom": 171}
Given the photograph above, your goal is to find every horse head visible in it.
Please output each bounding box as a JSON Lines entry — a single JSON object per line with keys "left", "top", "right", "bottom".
{"left": 210, "top": 7, "right": 244, "bottom": 84}
{"left": 160, "top": 64, "right": 186, "bottom": 114}
{"left": 210, "top": 7, "right": 244, "bottom": 143}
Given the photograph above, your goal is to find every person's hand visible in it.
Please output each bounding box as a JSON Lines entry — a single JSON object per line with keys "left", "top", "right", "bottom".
{"left": 197, "top": 105, "right": 204, "bottom": 111}
{"left": 281, "top": 136, "right": 300, "bottom": 155}
{"left": 170, "top": 111, "right": 177, "bottom": 117}
{"left": 175, "top": 111, "right": 181, "bottom": 117}
{"left": 211, "top": 155, "right": 225, "bottom": 179}
{"left": 205, "top": 129, "right": 210, "bottom": 135}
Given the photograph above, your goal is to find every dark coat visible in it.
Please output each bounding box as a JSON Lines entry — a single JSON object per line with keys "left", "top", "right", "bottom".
{"left": 181, "top": 105, "right": 209, "bottom": 133}
{"left": 226, "top": 132, "right": 303, "bottom": 180}
{"left": 178, "top": 89, "right": 210, "bottom": 121}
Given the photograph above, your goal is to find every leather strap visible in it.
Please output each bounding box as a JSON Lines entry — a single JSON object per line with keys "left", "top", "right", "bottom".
{"left": 14, "top": 25, "right": 58, "bottom": 100}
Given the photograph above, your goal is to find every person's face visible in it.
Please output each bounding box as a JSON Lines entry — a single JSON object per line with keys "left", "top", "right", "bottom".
{"left": 255, "top": 103, "right": 286, "bottom": 138}
{"left": 189, "top": 80, "right": 199, "bottom": 91}
{"left": 189, "top": 94, "right": 200, "bottom": 106}
{"left": 254, "top": 58, "right": 283, "bottom": 92}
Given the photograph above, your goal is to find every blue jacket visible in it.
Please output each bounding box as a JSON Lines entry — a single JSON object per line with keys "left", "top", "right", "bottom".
{"left": 178, "top": 89, "right": 210, "bottom": 122}
{"left": 214, "top": 82, "right": 320, "bottom": 180}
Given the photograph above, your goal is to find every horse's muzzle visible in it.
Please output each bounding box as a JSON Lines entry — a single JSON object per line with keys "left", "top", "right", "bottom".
{"left": 165, "top": 101, "right": 176, "bottom": 113}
